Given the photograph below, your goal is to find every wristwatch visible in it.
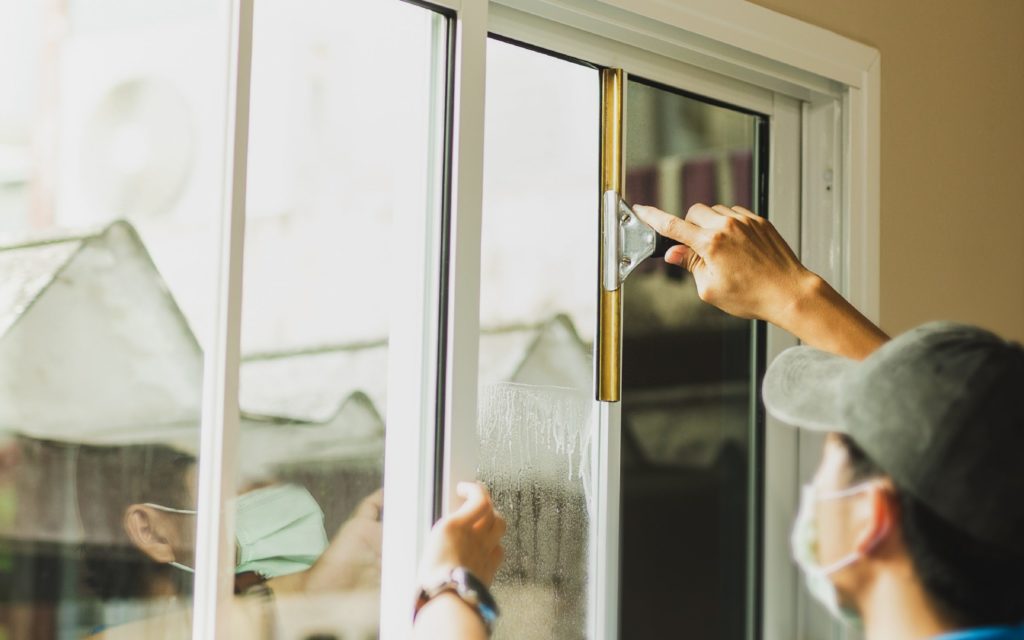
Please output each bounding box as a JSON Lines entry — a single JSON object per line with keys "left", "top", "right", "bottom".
{"left": 414, "top": 567, "right": 500, "bottom": 634}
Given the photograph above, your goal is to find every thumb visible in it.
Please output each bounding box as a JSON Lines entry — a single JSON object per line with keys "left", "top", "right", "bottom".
{"left": 665, "top": 244, "right": 697, "bottom": 271}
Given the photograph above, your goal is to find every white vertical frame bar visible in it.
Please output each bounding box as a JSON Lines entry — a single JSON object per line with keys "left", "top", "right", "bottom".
{"left": 591, "top": 64, "right": 625, "bottom": 640}
{"left": 589, "top": 401, "right": 621, "bottom": 640}
{"left": 844, "top": 56, "right": 881, "bottom": 324}
{"left": 762, "top": 93, "right": 802, "bottom": 640}
{"left": 797, "top": 94, "right": 844, "bottom": 640}
{"left": 378, "top": 1, "right": 494, "bottom": 637}
{"left": 440, "top": 0, "right": 489, "bottom": 512}
{"left": 379, "top": 3, "right": 455, "bottom": 637}
{"left": 191, "top": 0, "right": 252, "bottom": 637}
{"left": 802, "top": 97, "right": 844, "bottom": 293}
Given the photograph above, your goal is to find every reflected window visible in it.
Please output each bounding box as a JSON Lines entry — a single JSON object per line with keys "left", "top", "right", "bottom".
{"left": 236, "top": 0, "right": 447, "bottom": 638}
{"left": 0, "top": 0, "right": 225, "bottom": 634}
{"left": 0, "top": 0, "right": 448, "bottom": 638}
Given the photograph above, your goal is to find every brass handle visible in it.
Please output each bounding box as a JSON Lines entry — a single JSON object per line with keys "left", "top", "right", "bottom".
{"left": 597, "top": 68, "right": 624, "bottom": 402}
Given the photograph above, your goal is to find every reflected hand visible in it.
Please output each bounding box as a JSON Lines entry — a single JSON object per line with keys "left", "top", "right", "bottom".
{"left": 419, "top": 482, "right": 505, "bottom": 587}
{"left": 633, "top": 203, "right": 817, "bottom": 324}
{"left": 300, "top": 488, "right": 384, "bottom": 592}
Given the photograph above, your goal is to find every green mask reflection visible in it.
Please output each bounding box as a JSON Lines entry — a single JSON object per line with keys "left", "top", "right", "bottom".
{"left": 147, "top": 483, "right": 329, "bottom": 579}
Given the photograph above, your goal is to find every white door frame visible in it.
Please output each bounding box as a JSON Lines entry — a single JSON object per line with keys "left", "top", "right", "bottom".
{"left": 434, "top": 2, "right": 877, "bottom": 640}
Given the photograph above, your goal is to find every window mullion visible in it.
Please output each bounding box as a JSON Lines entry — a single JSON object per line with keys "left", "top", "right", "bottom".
{"left": 191, "top": 0, "right": 253, "bottom": 637}
{"left": 378, "top": 5, "right": 463, "bottom": 638}
{"left": 762, "top": 93, "right": 802, "bottom": 640}
{"left": 439, "top": 0, "right": 489, "bottom": 514}
{"left": 380, "top": 2, "right": 489, "bottom": 638}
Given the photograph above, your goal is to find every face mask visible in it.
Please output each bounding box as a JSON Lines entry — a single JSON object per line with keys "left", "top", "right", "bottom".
{"left": 146, "top": 483, "right": 329, "bottom": 579}
{"left": 791, "top": 481, "right": 884, "bottom": 627}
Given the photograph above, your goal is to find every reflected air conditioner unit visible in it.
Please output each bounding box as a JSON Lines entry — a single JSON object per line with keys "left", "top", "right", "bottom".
{"left": 54, "top": 15, "right": 227, "bottom": 229}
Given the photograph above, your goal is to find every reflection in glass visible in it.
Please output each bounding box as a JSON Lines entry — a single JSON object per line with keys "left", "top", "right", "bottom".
{"left": 0, "top": 0, "right": 446, "bottom": 638}
{"left": 620, "top": 79, "right": 763, "bottom": 639}
{"left": 235, "top": 0, "right": 446, "bottom": 638}
{"left": 477, "top": 39, "right": 598, "bottom": 640}
{"left": 0, "top": 0, "right": 226, "bottom": 635}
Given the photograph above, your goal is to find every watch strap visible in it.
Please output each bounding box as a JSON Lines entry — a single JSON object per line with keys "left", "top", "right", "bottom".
{"left": 414, "top": 567, "right": 500, "bottom": 634}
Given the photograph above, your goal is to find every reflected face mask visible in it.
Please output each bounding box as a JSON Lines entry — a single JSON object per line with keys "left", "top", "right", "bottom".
{"left": 146, "top": 483, "right": 329, "bottom": 579}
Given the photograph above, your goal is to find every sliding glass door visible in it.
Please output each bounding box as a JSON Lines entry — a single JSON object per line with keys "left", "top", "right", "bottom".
{"left": 0, "top": 1, "right": 809, "bottom": 638}
{"left": 620, "top": 79, "right": 766, "bottom": 640}
{"left": 468, "top": 33, "right": 783, "bottom": 640}
{"left": 476, "top": 38, "right": 598, "bottom": 640}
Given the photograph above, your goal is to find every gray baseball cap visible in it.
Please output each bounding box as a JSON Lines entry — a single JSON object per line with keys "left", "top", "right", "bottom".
{"left": 763, "top": 321, "right": 1024, "bottom": 552}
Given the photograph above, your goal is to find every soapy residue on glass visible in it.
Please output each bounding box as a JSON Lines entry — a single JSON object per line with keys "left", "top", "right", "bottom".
{"left": 477, "top": 382, "right": 593, "bottom": 640}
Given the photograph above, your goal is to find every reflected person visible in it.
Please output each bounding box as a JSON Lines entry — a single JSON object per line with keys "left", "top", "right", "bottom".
{"left": 73, "top": 442, "right": 383, "bottom": 638}
{"left": 71, "top": 440, "right": 506, "bottom": 639}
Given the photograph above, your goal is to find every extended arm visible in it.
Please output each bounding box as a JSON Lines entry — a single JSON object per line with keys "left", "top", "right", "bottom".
{"left": 634, "top": 203, "right": 888, "bottom": 360}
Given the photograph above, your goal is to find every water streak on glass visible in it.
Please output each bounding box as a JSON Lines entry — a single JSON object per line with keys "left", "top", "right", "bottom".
{"left": 478, "top": 383, "right": 592, "bottom": 640}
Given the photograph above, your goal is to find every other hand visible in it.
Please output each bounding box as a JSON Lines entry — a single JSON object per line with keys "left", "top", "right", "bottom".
{"left": 286, "top": 488, "right": 384, "bottom": 593}
{"left": 419, "top": 482, "right": 505, "bottom": 587}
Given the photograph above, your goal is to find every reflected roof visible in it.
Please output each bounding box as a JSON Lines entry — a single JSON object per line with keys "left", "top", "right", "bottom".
{"left": 0, "top": 221, "right": 593, "bottom": 472}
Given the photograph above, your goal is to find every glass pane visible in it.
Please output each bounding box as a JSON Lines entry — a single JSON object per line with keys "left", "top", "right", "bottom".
{"left": 621, "top": 79, "right": 763, "bottom": 639}
{"left": 477, "top": 39, "right": 598, "bottom": 640}
{"left": 0, "top": 0, "right": 228, "bottom": 637}
{"left": 235, "top": 1, "right": 446, "bottom": 638}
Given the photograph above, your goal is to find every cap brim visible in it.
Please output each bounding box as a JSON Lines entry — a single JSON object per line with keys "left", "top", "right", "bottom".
{"left": 762, "top": 346, "right": 855, "bottom": 432}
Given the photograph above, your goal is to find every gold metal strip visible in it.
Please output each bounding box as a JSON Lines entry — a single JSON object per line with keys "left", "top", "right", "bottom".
{"left": 597, "top": 68, "right": 624, "bottom": 402}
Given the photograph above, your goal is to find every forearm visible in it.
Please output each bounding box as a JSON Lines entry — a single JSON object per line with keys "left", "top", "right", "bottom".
{"left": 414, "top": 593, "right": 489, "bottom": 640}
{"left": 775, "top": 272, "right": 889, "bottom": 360}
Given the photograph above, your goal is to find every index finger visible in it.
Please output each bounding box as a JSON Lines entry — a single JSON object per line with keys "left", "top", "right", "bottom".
{"left": 447, "top": 482, "right": 495, "bottom": 526}
{"left": 633, "top": 205, "right": 709, "bottom": 252}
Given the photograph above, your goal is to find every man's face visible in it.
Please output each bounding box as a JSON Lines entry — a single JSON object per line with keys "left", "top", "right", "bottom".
{"left": 809, "top": 434, "right": 870, "bottom": 599}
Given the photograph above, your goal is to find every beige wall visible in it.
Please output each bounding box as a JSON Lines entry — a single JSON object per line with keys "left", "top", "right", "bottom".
{"left": 750, "top": 0, "right": 1024, "bottom": 341}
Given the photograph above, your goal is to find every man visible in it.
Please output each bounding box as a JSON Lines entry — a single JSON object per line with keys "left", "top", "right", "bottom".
{"left": 631, "top": 203, "right": 1024, "bottom": 639}
{"left": 416, "top": 201, "right": 1024, "bottom": 639}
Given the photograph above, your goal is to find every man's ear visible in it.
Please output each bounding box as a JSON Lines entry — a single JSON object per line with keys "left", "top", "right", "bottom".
{"left": 124, "top": 504, "right": 178, "bottom": 564}
{"left": 853, "top": 482, "right": 896, "bottom": 555}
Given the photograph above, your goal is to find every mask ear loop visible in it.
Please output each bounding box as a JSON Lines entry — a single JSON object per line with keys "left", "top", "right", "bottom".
{"left": 143, "top": 503, "right": 198, "bottom": 515}
{"left": 816, "top": 480, "right": 890, "bottom": 576}
{"left": 819, "top": 479, "right": 892, "bottom": 577}
{"left": 142, "top": 503, "right": 198, "bottom": 573}
{"left": 168, "top": 561, "right": 195, "bottom": 574}
{"left": 861, "top": 483, "right": 893, "bottom": 555}
{"left": 817, "top": 480, "right": 880, "bottom": 501}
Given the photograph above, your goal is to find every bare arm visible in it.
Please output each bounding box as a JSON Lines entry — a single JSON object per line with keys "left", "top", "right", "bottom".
{"left": 634, "top": 203, "right": 888, "bottom": 360}
{"left": 415, "top": 592, "right": 490, "bottom": 639}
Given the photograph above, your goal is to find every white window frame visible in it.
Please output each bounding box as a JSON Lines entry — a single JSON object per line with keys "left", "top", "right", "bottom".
{"left": 192, "top": 0, "right": 252, "bottom": 636}
{"left": 190, "top": 0, "right": 879, "bottom": 638}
